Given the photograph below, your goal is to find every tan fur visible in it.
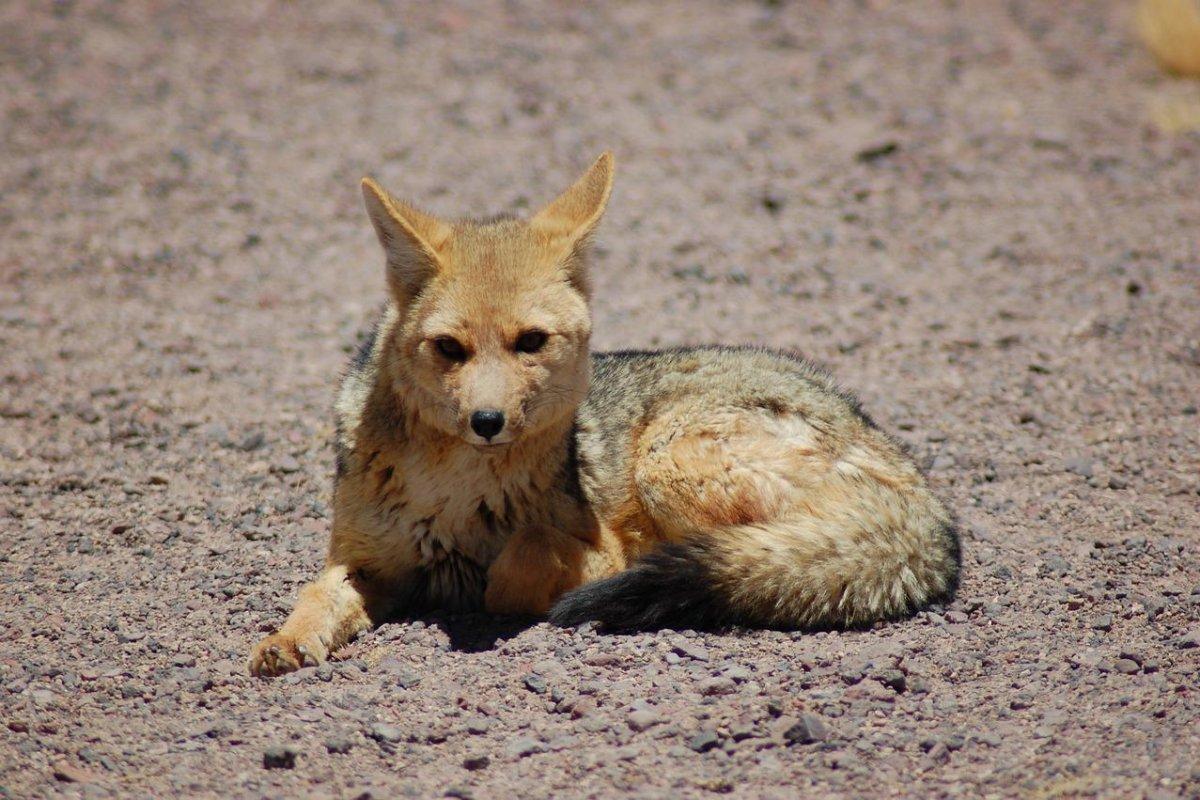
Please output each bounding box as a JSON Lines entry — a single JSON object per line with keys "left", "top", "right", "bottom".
{"left": 484, "top": 524, "right": 626, "bottom": 616}
{"left": 249, "top": 153, "right": 959, "bottom": 676}
{"left": 1138, "top": 0, "right": 1200, "bottom": 77}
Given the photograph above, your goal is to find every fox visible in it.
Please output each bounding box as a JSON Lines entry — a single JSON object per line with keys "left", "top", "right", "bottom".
{"left": 249, "top": 152, "right": 961, "bottom": 676}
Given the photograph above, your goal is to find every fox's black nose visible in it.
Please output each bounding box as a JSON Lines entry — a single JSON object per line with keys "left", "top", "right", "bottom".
{"left": 470, "top": 409, "right": 505, "bottom": 441}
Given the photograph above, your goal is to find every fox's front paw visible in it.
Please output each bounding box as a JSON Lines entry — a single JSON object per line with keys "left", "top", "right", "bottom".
{"left": 248, "top": 631, "right": 328, "bottom": 677}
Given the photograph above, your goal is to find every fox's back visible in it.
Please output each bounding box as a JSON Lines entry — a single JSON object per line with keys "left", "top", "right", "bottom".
{"left": 582, "top": 346, "right": 873, "bottom": 438}
{"left": 574, "top": 346, "right": 894, "bottom": 529}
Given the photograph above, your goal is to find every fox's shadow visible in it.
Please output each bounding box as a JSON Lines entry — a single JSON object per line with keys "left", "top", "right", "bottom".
{"left": 377, "top": 611, "right": 541, "bottom": 653}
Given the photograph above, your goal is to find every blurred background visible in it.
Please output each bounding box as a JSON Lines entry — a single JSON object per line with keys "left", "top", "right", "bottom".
{"left": 2, "top": 2, "right": 1198, "bottom": 798}
{"left": 3, "top": 0, "right": 1197, "bottom": 454}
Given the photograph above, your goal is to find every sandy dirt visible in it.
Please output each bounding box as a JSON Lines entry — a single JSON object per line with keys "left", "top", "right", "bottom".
{"left": 2, "top": 1, "right": 1199, "bottom": 797}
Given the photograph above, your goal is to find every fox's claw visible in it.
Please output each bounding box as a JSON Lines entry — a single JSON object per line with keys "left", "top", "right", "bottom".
{"left": 248, "top": 632, "right": 327, "bottom": 677}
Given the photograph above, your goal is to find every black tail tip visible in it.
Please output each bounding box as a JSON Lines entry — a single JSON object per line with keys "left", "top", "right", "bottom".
{"left": 935, "top": 519, "right": 963, "bottom": 604}
{"left": 548, "top": 542, "right": 732, "bottom": 633}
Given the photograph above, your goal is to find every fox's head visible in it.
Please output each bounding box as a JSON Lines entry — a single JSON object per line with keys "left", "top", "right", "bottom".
{"left": 361, "top": 153, "right": 613, "bottom": 450}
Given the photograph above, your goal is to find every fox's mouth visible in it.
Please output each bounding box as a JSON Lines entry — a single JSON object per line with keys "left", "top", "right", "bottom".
{"left": 470, "top": 440, "right": 513, "bottom": 452}
{"left": 466, "top": 430, "right": 516, "bottom": 449}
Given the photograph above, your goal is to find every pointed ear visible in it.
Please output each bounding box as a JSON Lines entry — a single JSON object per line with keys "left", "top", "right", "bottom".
{"left": 531, "top": 152, "right": 614, "bottom": 246}
{"left": 361, "top": 177, "right": 452, "bottom": 302}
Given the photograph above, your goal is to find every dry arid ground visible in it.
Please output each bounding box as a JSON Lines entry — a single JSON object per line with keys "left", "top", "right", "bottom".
{"left": 2, "top": 1, "right": 1199, "bottom": 798}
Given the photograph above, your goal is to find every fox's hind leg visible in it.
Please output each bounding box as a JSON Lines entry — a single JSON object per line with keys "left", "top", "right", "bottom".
{"left": 249, "top": 564, "right": 392, "bottom": 676}
{"left": 634, "top": 404, "right": 832, "bottom": 537}
{"left": 551, "top": 406, "right": 817, "bottom": 629}
{"left": 485, "top": 524, "right": 626, "bottom": 616}
{"left": 550, "top": 402, "right": 959, "bottom": 630}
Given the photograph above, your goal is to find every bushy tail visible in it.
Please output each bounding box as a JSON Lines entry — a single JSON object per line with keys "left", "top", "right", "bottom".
{"left": 548, "top": 514, "right": 961, "bottom": 632}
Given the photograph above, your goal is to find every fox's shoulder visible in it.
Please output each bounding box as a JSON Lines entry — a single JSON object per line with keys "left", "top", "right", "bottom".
{"left": 333, "top": 304, "right": 399, "bottom": 477}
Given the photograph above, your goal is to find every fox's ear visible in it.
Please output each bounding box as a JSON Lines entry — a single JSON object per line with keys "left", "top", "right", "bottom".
{"left": 531, "top": 152, "right": 614, "bottom": 248}
{"left": 361, "top": 177, "right": 452, "bottom": 302}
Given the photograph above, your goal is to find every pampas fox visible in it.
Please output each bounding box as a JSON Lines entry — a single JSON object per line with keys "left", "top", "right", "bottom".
{"left": 249, "top": 153, "right": 960, "bottom": 676}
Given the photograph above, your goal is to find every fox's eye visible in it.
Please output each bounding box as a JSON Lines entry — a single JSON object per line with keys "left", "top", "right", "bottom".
{"left": 515, "top": 330, "right": 548, "bottom": 354}
{"left": 434, "top": 337, "right": 468, "bottom": 362}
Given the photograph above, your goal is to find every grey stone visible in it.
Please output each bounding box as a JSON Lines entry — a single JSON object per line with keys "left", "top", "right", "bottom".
{"left": 688, "top": 729, "right": 720, "bottom": 752}
{"left": 505, "top": 737, "right": 545, "bottom": 759}
{"left": 262, "top": 744, "right": 297, "bottom": 770}
{"left": 239, "top": 431, "right": 266, "bottom": 451}
{"left": 783, "top": 714, "right": 829, "bottom": 745}
{"left": 627, "top": 709, "right": 661, "bottom": 732}
{"left": 325, "top": 736, "right": 354, "bottom": 754}
{"left": 697, "top": 677, "right": 737, "bottom": 696}
{"left": 671, "top": 640, "right": 710, "bottom": 662}
{"left": 1113, "top": 658, "right": 1140, "bottom": 674}
{"left": 1177, "top": 629, "right": 1200, "bottom": 649}
{"left": 367, "top": 723, "right": 404, "bottom": 743}
{"left": 1064, "top": 457, "right": 1094, "bottom": 478}
{"left": 522, "top": 673, "right": 547, "bottom": 694}
{"left": 876, "top": 669, "right": 907, "bottom": 693}
{"left": 462, "top": 754, "right": 490, "bottom": 771}
{"left": 931, "top": 454, "right": 957, "bottom": 471}
{"left": 273, "top": 455, "right": 301, "bottom": 474}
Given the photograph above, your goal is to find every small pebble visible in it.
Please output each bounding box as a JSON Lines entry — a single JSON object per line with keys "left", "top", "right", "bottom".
{"left": 1064, "top": 457, "right": 1094, "bottom": 478}
{"left": 462, "top": 754, "right": 490, "bottom": 771}
{"left": 1113, "top": 659, "right": 1140, "bottom": 675}
{"left": 523, "top": 674, "right": 547, "bottom": 695}
{"left": 262, "top": 745, "right": 297, "bottom": 770}
{"left": 784, "top": 714, "right": 829, "bottom": 745}
{"left": 239, "top": 431, "right": 266, "bottom": 451}
{"left": 627, "top": 709, "right": 661, "bottom": 732}
{"left": 367, "top": 723, "right": 404, "bottom": 743}
{"left": 697, "top": 677, "right": 737, "bottom": 696}
{"left": 1177, "top": 629, "right": 1200, "bottom": 649}
{"left": 877, "top": 669, "right": 907, "bottom": 693}
{"left": 273, "top": 455, "right": 301, "bottom": 474}
{"left": 325, "top": 736, "right": 354, "bottom": 755}
{"left": 505, "top": 737, "right": 545, "bottom": 759}
{"left": 671, "top": 640, "right": 710, "bottom": 662}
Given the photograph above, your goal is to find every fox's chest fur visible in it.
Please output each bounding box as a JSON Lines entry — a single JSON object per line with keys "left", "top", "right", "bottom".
{"left": 331, "top": 378, "right": 587, "bottom": 609}
{"left": 354, "top": 443, "right": 564, "bottom": 563}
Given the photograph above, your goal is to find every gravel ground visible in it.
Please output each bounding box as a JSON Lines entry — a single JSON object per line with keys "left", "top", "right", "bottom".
{"left": 2, "top": 1, "right": 1199, "bottom": 797}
